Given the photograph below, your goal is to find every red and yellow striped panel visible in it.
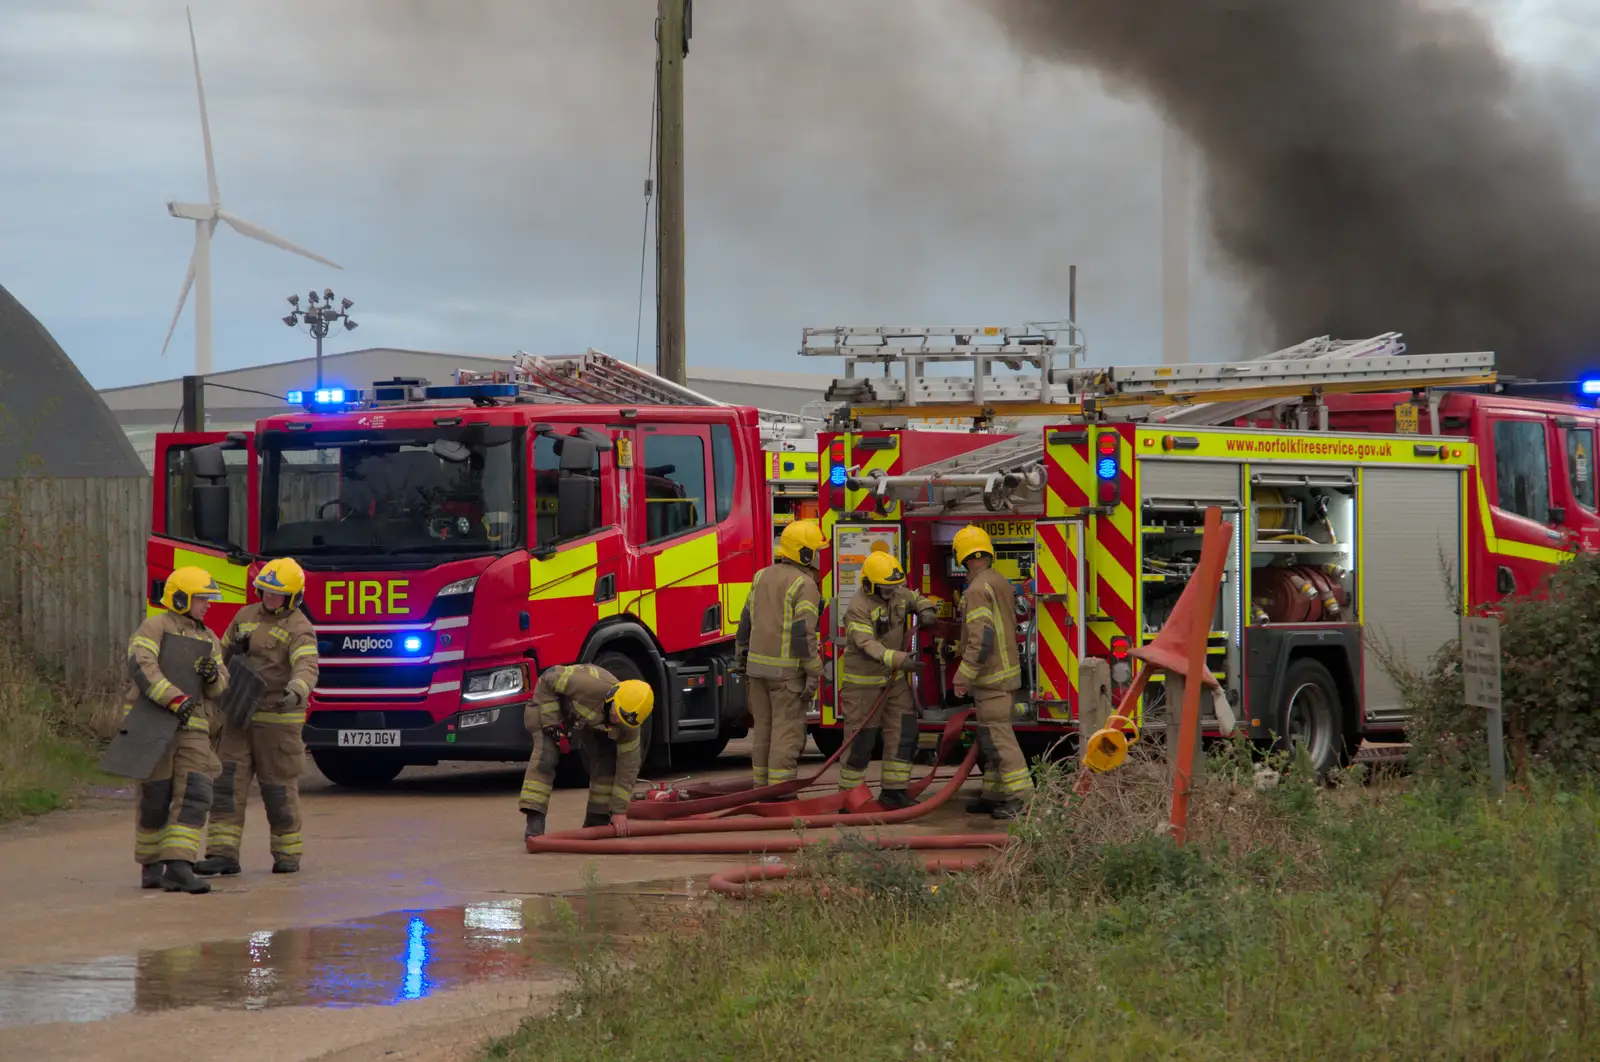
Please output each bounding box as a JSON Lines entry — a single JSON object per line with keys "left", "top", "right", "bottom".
{"left": 845, "top": 432, "right": 902, "bottom": 518}
{"left": 1033, "top": 519, "right": 1076, "bottom": 721}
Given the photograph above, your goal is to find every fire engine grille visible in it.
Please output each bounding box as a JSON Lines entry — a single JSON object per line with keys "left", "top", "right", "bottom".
{"left": 307, "top": 710, "right": 437, "bottom": 730}
{"left": 315, "top": 664, "right": 435, "bottom": 694}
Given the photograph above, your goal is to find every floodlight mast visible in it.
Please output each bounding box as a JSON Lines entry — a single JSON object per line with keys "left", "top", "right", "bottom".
{"left": 283, "top": 288, "right": 357, "bottom": 388}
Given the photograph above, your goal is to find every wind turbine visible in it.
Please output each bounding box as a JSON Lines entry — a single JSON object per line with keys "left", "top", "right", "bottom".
{"left": 161, "top": 7, "right": 341, "bottom": 377}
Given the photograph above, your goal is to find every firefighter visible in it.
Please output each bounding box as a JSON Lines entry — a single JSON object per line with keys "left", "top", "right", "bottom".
{"left": 196, "top": 558, "right": 319, "bottom": 877}
{"left": 837, "top": 548, "right": 938, "bottom": 808}
{"left": 949, "top": 525, "right": 1034, "bottom": 818}
{"left": 127, "top": 566, "right": 229, "bottom": 894}
{"left": 734, "top": 518, "right": 826, "bottom": 788}
{"left": 519, "top": 664, "right": 655, "bottom": 839}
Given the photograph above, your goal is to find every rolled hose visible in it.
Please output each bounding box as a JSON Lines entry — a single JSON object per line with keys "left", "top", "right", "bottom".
{"left": 527, "top": 710, "right": 1013, "bottom": 896}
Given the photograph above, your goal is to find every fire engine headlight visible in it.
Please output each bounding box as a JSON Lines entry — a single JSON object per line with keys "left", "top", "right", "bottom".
{"left": 462, "top": 665, "right": 524, "bottom": 702}
{"left": 438, "top": 576, "right": 479, "bottom": 597}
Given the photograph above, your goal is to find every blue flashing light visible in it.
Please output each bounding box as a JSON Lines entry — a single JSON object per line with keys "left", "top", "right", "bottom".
{"left": 402, "top": 635, "right": 424, "bottom": 654}
{"left": 1582, "top": 379, "right": 1600, "bottom": 396}
{"left": 286, "top": 390, "right": 304, "bottom": 405}
{"left": 1096, "top": 456, "right": 1118, "bottom": 481}
{"left": 828, "top": 465, "right": 848, "bottom": 487}
{"left": 315, "top": 387, "right": 346, "bottom": 405}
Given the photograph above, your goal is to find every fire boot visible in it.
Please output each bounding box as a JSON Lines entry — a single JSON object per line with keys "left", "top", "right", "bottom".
{"left": 271, "top": 858, "right": 300, "bottom": 875}
{"left": 965, "top": 795, "right": 998, "bottom": 815}
{"left": 876, "top": 789, "right": 915, "bottom": 811}
{"left": 990, "top": 800, "right": 1028, "bottom": 821}
{"left": 524, "top": 810, "right": 546, "bottom": 839}
{"left": 582, "top": 810, "right": 611, "bottom": 830}
{"left": 141, "top": 864, "right": 164, "bottom": 890}
{"left": 160, "top": 860, "right": 212, "bottom": 895}
{"left": 194, "top": 855, "right": 241, "bottom": 877}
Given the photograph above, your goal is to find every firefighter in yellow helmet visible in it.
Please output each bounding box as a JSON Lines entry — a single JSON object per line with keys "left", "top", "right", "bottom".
{"left": 734, "top": 519, "right": 825, "bottom": 788}
{"left": 126, "top": 566, "right": 229, "bottom": 893}
{"left": 950, "top": 525, "right": 1033, "bottom": 818}
{"left": 197, "top": 558, "right": 319, "bottom": 877}
{"left": 519, "top": 664, "right": 654, "bottom": 838}
{"left": 837, "top": 548, "right": 938, "bottom": 808}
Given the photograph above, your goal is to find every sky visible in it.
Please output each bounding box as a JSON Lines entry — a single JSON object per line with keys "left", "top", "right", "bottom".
{"left": 1, "top": 0, "right": 1596, "bottom": 391}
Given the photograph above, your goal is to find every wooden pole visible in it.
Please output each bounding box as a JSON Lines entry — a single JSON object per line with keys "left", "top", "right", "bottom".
{"left": 654, "top": 0, "right": 688, "bottom": 385}
{"left": 182, "top": 374, "right": 205, "bottom": 432}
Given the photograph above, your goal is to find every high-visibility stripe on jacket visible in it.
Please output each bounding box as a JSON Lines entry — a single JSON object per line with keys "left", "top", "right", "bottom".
{"left": 956, "top": 566, "right": 1021, "bottom": 691}
{"left": 735, "top": 560, "right": 822, "bottom": 680}
{"left": 529, "top": 664, "right": 643, "bottom": 804}
{"left": 839, "top": 585, "right": 938, "bottom": 688}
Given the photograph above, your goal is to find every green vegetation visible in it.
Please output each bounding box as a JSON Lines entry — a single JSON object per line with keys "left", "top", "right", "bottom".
{"left": 0, "top": 642, "right": 113, "bottom": 822}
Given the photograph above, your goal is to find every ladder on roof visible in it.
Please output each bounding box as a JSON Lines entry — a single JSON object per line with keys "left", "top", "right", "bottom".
{"left": 451, "top": 348, "right": 818, "bottom": 447}
{"left": 801, "top": 325, "right": 1497, "bottom": 416}
{"left": 847, "top": 433, "right": 1050, "bottom": 515}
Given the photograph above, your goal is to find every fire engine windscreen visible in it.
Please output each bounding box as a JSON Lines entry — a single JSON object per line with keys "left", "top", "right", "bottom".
{"left": 260, "top": 426, "right": 523, "bottom": 560}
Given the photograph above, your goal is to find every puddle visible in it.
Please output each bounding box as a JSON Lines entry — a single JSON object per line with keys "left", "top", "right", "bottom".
{"left": 0, "top": 879, "right": 707, "bottom": 1029}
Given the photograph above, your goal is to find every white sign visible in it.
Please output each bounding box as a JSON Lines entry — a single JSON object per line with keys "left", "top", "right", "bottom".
{"left": 832, "top": 524, "right": 900, "bottom": 634}
{"left": 1460, "top": 616, "right": 1502, "bottom": 711}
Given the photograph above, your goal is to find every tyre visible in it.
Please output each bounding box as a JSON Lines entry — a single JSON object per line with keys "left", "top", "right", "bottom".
{"left": 809, "top": 724, "right": 844, "bottom": 759}
{"left": 671, "top": 734, "right": 731, "bottom": 770}
{"left": 310, "top": 750, "right": 404, "bottom": 789}
{"left": 1275, "top": 657, "right": 1346, "bottom": 777}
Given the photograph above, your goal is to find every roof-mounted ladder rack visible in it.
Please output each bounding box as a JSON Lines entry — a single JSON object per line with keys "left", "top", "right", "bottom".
{"left": 801, "top": 325, "right": 1498, "bottom": 418}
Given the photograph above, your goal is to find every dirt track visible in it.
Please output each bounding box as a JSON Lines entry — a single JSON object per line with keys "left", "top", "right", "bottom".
{"left": 0, "top": 754, "right": 749, "bottom": 1062}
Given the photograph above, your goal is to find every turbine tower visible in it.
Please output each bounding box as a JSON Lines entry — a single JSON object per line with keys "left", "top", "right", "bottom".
{"left": 161, "top": 7, "right": 341, "bottom": 377}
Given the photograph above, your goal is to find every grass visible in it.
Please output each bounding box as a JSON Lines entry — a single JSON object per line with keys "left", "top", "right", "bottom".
{"left": 0, "top": 641, "right": 115, "bottom": 823}
{"left": 486, "top": 751, "right": 1600, "bottom": 1062}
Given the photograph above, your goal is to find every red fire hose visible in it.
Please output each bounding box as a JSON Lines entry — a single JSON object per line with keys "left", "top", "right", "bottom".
{"left": 526, "top": 709, "right": 1013, "bottom": 897}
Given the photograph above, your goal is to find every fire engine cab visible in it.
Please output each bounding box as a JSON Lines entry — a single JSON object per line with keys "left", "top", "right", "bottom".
{"left": 146, "top": 351, "right": 792, "bottom": 788}
{"left": 801, "top": 326, "right": 1595, "bottom": 774}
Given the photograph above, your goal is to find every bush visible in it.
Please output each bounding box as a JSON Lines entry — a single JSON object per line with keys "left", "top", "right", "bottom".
{"left": 0, "top": 640, "right": 114, "bottom": 821}
{"left": 1398, "top": 550, "right": 1600, "bottom": 782}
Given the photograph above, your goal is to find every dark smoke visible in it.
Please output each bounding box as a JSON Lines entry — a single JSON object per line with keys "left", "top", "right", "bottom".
{"left": 980, "top": 0, "right": 1600, "bottom": 377}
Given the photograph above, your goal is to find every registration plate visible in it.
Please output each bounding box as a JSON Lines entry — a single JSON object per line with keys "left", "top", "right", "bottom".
{"left": 337, "top": 730, "right": 401, "bottom": 748}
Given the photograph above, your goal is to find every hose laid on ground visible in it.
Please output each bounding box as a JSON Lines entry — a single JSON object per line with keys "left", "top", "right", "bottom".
{"left": 527, "top": 710, "right": 1013, "bottom": 896}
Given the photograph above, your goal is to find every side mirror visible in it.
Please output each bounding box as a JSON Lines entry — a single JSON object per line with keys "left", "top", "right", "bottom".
{"left": 558, "top": 436, "right": 598, "bottom": 472}
{"left": 556, "top": 476, "right": 597, "bottom": 540}
{"left": 431, "top": 439, "right": 472, "bottom": 464}
{"left": 188, "top": 444, "right": 232, "bottom": 546}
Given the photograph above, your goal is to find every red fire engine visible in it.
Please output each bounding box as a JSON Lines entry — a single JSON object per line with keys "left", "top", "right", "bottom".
{"left": 801, "top": 326, "right": 1596, "bottom": 773}
{"left": 146, "top": 352, "right": 792, "bottom": 787}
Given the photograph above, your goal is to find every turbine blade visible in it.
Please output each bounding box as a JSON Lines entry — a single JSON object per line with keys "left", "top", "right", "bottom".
{"left": 217, "top": 210, "right": 342, "bottom": 269}
{"left": 187, "top": 7, "right": 220, "bottom": 206}
{"left": 160, "top": 253, "right": 198, "bottom": 358}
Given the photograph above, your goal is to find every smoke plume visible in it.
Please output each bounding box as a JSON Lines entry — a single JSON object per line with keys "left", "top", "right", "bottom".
{"left": 980, "top": 0, "right": 1600, "bottom": 377}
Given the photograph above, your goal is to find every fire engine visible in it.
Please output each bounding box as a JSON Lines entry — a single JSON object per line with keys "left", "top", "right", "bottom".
{"left": 801, "top": 325, "right": 1596, "bottom": 774}
{"left": 146, "top": 351, "right": 797, "bottom": 788}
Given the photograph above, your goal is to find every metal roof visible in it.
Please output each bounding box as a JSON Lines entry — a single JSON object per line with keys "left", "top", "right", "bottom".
{"left": 0, "top": 283, "right": 145, "bottom": 477}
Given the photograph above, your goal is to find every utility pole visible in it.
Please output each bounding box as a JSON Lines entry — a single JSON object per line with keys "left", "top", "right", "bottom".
{"left": 655, "top": 0, "right": 690, "bottom": 385}
{"left": 181, "top": 374, "right": 205, "bottom": 432}
{"left": 284, "top": 288, "right": 358, "bottom": 388}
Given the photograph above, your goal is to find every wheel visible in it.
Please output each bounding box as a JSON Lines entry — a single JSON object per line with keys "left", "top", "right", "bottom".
{"left": 1275, "top": 657, "right": 1346, "bottom": 776}
{"left": 310, "top": 750, "right": 404, "bottom": 789}
{"left": 671, "top": 734, "right": 731, "bottom": 770}
{"left": 809, "top": 724, "right": 844, "bottom": 758}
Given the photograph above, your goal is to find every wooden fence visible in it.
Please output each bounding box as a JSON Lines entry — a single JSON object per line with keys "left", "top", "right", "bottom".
{"left": 0, "top": 477, "right": 152, "bottom": 687}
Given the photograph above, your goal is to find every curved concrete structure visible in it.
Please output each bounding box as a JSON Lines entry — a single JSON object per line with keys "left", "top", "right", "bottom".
{"left": 0, "top": 284, "right": 144, "bottom": 477}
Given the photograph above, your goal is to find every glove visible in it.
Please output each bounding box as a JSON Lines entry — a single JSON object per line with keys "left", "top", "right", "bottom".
{"left": 730, "top": 655, "right": 747, "bottom": 678}
{"left": 542, "top": 724, "right": 572, "bottom": 755}
{"left": 195, "top": 655, "right": 220, "bottom": 683}
{"left": 889, "top": 651, "right": 918, "bottom": 673}
{"left": 170, "top": 696, "right": 195, "bottom": 727}
{"left": 274, "top": 686, "right": 307, "bottom": 712}
{"left": 917, "top": 608, "right": 939, "bottom": 627}
{"left": 610, "top": 813, "right": 630, "bottom": 837}
{"left": 802, "top": 677, "right": 820, "bottom": 703}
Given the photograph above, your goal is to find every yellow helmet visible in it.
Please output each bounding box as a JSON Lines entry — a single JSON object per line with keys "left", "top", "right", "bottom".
{"left": 777, "top": 519, "right": 827, "bottom": 568}
{"left": 952, "top": 525, "right": 995, "bottom": 566}
{"left": 609, "top": 679, "right": 655, "bottom": 729}
{"left": 162, "top": 566, "right": 223, "bottom": 614}
{"left": 861, "top": 550, "right": 905, "bottom": 590}
{"left": 254, "top": 558, "right": 306, "bottom": 609}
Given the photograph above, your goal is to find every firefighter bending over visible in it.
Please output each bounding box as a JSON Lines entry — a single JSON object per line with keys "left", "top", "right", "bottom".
{"left": 197, "top": 558, "right": 319, "bottom": 877}
{"left": 838, "top": 548, "right": 938, "bottom": 808}
{"left": 950, "top": 525, "right": 1034, "bottom": 819}
{"left": 735, "top": 518, "right": 825, "bottom": 788}
{"left": 126, "top": 567, "right": 229, "bottom": 894}
{"left": 519, "top": 664, "right": 655, "bottom": 839}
